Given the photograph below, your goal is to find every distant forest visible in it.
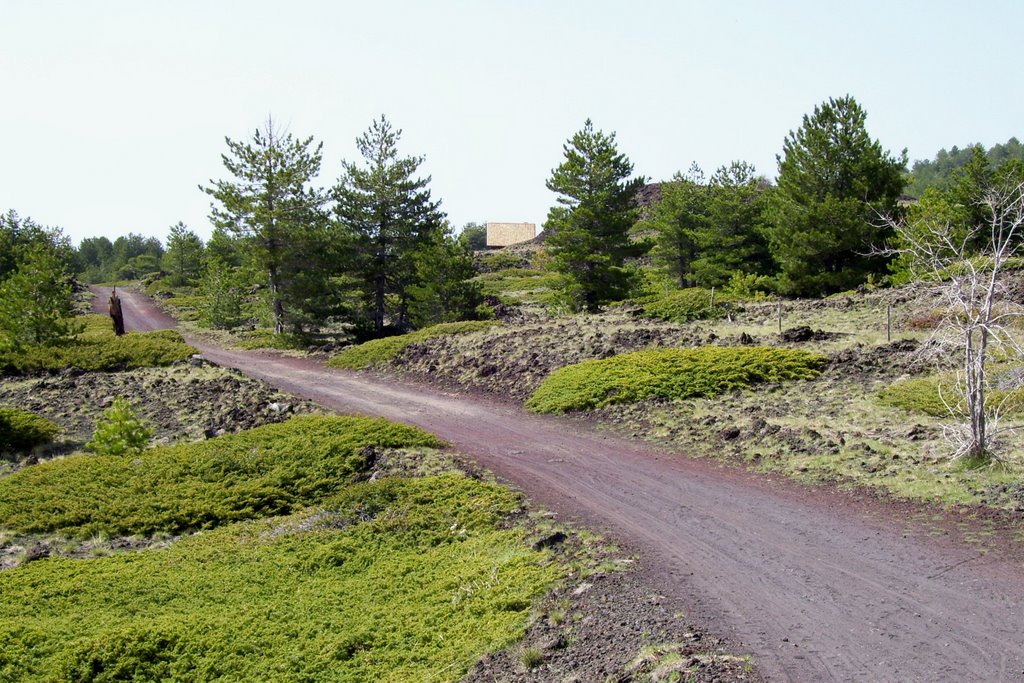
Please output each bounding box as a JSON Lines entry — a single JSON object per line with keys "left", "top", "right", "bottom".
{"left": 906, "top": 137, "right": 1024, "bottom": 197}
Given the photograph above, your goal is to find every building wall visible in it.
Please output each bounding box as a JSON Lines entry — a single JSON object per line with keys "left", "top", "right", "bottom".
{"left": 486, "top": 222, "right": 536, "bottom": 247}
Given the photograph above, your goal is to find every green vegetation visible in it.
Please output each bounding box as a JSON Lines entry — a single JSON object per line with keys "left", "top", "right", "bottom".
{"left": 0, "top": 474, "right": 559, "bottom": 681}
{"left": 637, "top": 287, "right": 736, "bottom": 323}
{"left": 906, "top": 137, "right": 1024, "bottom": 197}
{"left": 458, "top": 221, "right": 488, "bottom": 250}
{"left": 544, "top": 119, "right": 647, "bottom": 311}
{"left": 635, "top": 161, "right": 772, "bottom": 289}
{"left": 474, "top": 268, "right": 566, "bottom": 306}
{"left": 0, "top": 315, "right": 194, "bottom": 375}
{"left": 764, "top": 95, "right": 906, "bottom": 296}
{"left": 160, "top": 294, "right": 204, "bottom": 322}
{"left": 527, "top": 346, "right": 824, "bottom": 413}
{"left": 477, "top": 251, "right": 528, "bottom": 272}
{"left": 0, "top": 408, "right": 59, "bottom": 454}
{"left": 0, "top": 416, "right": 441, "bottom": 538}
{"left": 328, "top": 320, "right": 501, "bottom": 370}
{"left": 878, "top": 374, "right": 1024, "bottom": 418}
{"left": 86, "top": 398, "right": 154, "bottom": 456}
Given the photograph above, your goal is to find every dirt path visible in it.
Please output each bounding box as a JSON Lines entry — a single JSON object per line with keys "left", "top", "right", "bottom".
{"left": 95, "top": 287, "right": 1024, "bottom": 682}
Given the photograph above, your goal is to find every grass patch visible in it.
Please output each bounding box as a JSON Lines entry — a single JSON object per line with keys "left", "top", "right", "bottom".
{"left": 878, "top": 372, "right": 1024, "bottom": 418}
{"left": 0, "top": 475, "right": 559, "bottom": 681}
{"left": 473, "top": 269, "right": 566, "bottom": 306}
{"left": 328, "top": 321, "right": 501, "bottom": 370}
{"left": 527, "top": 346, "right": 824, "bottom": 413}
{"left": 0, "top": 315, "right": 195, "bottom": 375}
{"left": 0, "top": 408, "right": 59, "bottom": 454}
{"left": 0, "top": 415, "right": 441, "bottom": 539}
{"left": 161, "top": 295, "right": 203, "bottom": 322}
{"left": 637, "top": 288, "right": 737, "bottom": 323}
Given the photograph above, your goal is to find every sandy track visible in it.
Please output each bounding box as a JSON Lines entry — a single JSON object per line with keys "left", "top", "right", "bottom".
{"left": 94, "top": 287, "right": 1024, "bottom": 682}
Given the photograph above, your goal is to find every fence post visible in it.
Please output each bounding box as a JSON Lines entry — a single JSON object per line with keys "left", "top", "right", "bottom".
{"left": 777, "top": 301, "right": 782, "bottom": 333}
{"left": 887, "top": 303, "right": 892, "bottom": 342}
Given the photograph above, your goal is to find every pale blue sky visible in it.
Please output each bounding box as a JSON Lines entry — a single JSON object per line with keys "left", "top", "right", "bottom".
{"left": 2, "top": 0, "right": 1021, "bottom": 245}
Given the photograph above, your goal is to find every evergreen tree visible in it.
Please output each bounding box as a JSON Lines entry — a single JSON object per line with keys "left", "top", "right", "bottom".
{"left": 545, "top": 119, "right": 647, "bottom": 311}
{"left": 204, "top": 226, "right": 242, "bottom": 268}
{"left": 0, "top": 244, "right": 80, "bottom": 350}
{"left": 333, "top": 116, "right": 446, "bottom": 335}
{"left": 635, "top": 164, "right": 705, "bottom": 288}
{"left": 162, "top": 222, "right": 204, "bottom": 283}
{"left": 202, "top": 119, "right": 331, "bottom": 334}
{"left": 457, "top": 222, "right": 488, "bottom": 250}
{"left": 697, "top": 161, "right": 773, "bottom": 287}
{"left": 75, "top": 236, "right": 113, "bottom": 281}
{"left": 407, "top": 226, "right": 482, "bottom": 327}
{"left": 764, "top": 95, "right": 906, "bottom": 296}
{"left": 0, "top": 210, "right": 74, "bottom": 280}
{"left": 198, "top": 257, "right": 246, "bottom": 330}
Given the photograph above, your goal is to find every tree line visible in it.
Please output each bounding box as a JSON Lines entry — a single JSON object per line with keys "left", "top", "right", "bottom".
{"left": 7, "top": 96, "right": 1023, "bottom": 348}
{"left": 544, "top": 95, "right": 1024, "bottom": 309}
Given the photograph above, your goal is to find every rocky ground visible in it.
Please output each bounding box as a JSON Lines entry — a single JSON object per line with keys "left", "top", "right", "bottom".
{"left": 0, "top": 360, "right": 320, "bottom": 462}
{"left": 465, "top": 567, "right": 757, "bottom": 682}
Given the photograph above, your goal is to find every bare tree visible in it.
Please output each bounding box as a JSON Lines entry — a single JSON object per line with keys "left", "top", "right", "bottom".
{"left": 885, "top": 181, "right": 1024, "bottom": 461}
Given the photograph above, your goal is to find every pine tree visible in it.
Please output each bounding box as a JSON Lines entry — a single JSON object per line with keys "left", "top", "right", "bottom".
{"left": 407, "top": 226, "right": 482, "bottom": 327}
{"left": 333, "top": 116, "right": 446, "bottom": 335}
{"left": 0, "top": 244, "right": 80, "bottom": 350}
{"left": 202, "top": 119, "right": 331, "bottom": 334}
{"left": 636, "top": 163, "right": 706, "bottom": 288}
{"left": 696, "top": 161, "right": 773, "bottom": 287}
{"left": 764, "top": 96, "right": 905, "bottom": 296}
{"left": 545, "top": 119, "right": 647, "bottom": 311}
{"left": 162, "top": 222, "right": 204, "bottom": 284}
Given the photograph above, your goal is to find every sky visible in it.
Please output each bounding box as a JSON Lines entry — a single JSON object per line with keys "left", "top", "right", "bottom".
{"left": 2, "top": 0, "right": 1022, "bottom": 246}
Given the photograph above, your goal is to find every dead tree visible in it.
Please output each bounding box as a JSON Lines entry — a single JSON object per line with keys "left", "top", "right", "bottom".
{"left": 884, "top": 181, "right": 1024, "bottom": 461}
{"left": 109, "top": 288, "right": 125, "bottom": 336}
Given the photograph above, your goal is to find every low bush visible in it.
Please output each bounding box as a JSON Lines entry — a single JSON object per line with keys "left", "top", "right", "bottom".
{"left": 161, "top": 295, "right": 204, "bottom": 322}
{"left": 527, "top": 346, "right": 825, "bottom": 413}
{"left": 0, "top": 408, "right": 59, "bottom": 454}
{"left": 473, "top": 269, "right": 567, "bottom": 306}
{"left": 0, "top": 315, "right": 195, "bottom": 375}
{"left": 477, "top": 251, "right": 530, "bottom": 273}
{"left": 637, "top": 288, "right": 737, "bottom": 323}
{"left": 878, "top": 374, "right": 1024, "bottom": 417}
{"left": 0, "top": 415, "right": 442, "bottom": 538}
{"left": 0, "top": 476, "right": 558, "bottom": 681}
{"left": 329, "top": 321, "right": 501, "bottom": 370}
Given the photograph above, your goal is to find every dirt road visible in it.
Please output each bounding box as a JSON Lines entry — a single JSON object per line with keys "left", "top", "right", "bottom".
{"left": 96, "top": 287, "right": 1024, "bottom": 682}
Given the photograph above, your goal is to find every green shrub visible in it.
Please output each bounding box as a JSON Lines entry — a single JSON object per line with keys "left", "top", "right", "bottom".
{"left": 0, "top": 474, "right": 558, "bottom": 682}
{"left": 527, "top": 346, "right": 825, "bottom": 413}
{"left": 638, "top": 287, "right": 737, "bottom": 323}
{"left": 0, "top": 315, "right": 195, "bottom": 375}
{"left": 472, "top": 269, "right": 567, "bottom": 306}
{"left": 477, "top": 252, "right": 529, "bottom": 272}
{"left": 0, "top": 408, "right": 59, "bottom": 453}
{"left": 87, "top": 398, "right": 153, "bottom": 456}
{"left": 329, "top": 321, "right": 501, "bottom": 370}
{"left": 0, "top": 415, "right": 442, "bottom": 538}
{"left": 878, "top": 375, "right": 1024, "bottom": 417}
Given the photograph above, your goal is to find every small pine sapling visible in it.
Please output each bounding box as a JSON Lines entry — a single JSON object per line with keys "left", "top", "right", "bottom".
{"left": 87, "top": 398, "right": 153, "bottom": 456}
